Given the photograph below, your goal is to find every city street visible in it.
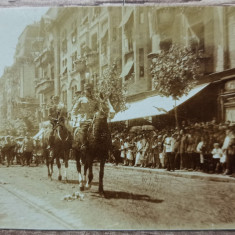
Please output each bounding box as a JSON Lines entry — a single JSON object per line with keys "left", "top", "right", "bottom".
{"left": 0, "top": 162, "right": 235, "bottom": 230}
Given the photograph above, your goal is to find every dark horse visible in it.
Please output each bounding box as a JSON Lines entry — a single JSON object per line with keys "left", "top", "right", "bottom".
{"left": 45, "top": 118, "right": 73, "bottom": 181}
{"left": 73, "top": 98, "right": 115, "bottom": 195}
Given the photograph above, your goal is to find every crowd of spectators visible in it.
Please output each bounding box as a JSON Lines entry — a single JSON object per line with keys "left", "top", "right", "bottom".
{"left": 0, "top": 134, "right": 44, "bottom": 167}
{"left": 110, "top": 120, "right": 235, "bottom": 176}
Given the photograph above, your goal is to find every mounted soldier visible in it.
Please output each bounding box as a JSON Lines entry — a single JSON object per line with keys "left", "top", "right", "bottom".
{"left": 48, "top": 95, "right": 67, "bottom": 147}
{"left": 72, "top": 84, "right": 98, "bottom": 149}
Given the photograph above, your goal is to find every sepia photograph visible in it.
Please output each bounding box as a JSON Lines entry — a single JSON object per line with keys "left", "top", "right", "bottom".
{"left": 0, "top": 0, "right": 235, "bottom": 232}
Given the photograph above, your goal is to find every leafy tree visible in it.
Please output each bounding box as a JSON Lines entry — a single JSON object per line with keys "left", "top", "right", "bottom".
{"left": 95, "top": 59, "right": 127, "bottom": 112}
{"left": 150, "top": 45, "right": 203, "bottom": 127}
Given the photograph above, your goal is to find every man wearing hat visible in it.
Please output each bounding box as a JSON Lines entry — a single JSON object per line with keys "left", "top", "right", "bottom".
{"left": 48, "top": 95, "right": 67, "bottom": 127}
{"left": 72, "top": 83, "right": 98, "bottom": 148}
{"left": 48, "top": 95, "right": 67, "bottom": 146}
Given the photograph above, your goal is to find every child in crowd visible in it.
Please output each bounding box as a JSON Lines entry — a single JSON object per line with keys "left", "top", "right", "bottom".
{"left": 211, "top": 143, "right": 223, "bottom": 173}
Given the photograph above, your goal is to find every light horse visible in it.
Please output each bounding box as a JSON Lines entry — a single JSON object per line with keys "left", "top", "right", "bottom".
{"left": 73, "top": 97, "right": 115, "bottom": 195}
{"left": 44, "top": 118, "right": 73, "bottom": 181}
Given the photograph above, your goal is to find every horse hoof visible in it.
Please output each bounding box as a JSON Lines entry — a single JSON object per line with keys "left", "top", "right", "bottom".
{"left": 80, "top": 186, "right": 85, "bottom": 191}
{"left": 58, "top": 175, "right": 62, "bottom": 181}
{"left": 85, "top": 184, "right": 91, "bottom": 190}
{"left": 99, "top": 191, "right": 105, "bottom": 197}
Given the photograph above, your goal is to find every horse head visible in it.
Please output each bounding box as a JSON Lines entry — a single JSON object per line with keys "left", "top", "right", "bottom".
{"left": 97, "top": 94, "right": 115, "bottom": 120}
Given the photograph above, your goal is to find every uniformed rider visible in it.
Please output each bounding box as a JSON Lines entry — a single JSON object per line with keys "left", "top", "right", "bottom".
{"left": 48, "top": 95, "right": 66, "bottom": 147}
{"left": 71, "top": 84, "right": 98, "bottom": 147}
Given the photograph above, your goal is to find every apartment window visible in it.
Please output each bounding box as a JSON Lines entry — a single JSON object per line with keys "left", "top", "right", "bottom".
{"left": 51, "top": 66, "right": 54, "bottom": 80}
{"left": 139, "top": 48, "right": 144, "bottom": 77}
{"left": 71, "top": 29, "right": 77, "bottom": 44}
{"left": 189, "top": 23, "right": 205, "bottom": 52}
{"left": 62, "top": 90, "right": 67, "bottom": 105}
{"left": 35, "top": 67, "right": 39, "bottom": 78}
{"left": 72, "top": 85, "right": 77, "bottom": 98}
{"left": 91, "top": 34, "right": 98, "bottom": 51}
{"left": 62, "top": 38, "right": 67, "bottom": 54}
{"left": 71, "top": 51, "right": 77, "bottom": 71}
{"left": 112, "top": 27, "right": 117, "bottom": 41}
{"left": 139, "top": 8, "right": 144, "bottom": 24}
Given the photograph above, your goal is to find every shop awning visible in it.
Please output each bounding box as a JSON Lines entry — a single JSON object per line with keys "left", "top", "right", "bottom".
{"left": 111, "top": 83, "right": 209, "bottom": 122}
{"left": 119, "top": 9, "right": 134, "bottom": 28}
{"left": 120, "top": 60, "right": 134, "bottom": 78}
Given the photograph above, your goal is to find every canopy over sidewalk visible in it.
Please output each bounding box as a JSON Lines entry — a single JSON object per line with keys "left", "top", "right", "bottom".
{"left": 111, "top": 83, "right": 209, "bottom": 122}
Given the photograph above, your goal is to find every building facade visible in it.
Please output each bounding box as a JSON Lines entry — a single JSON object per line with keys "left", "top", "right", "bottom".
{"left": 1, "top": 6, "right": 235, "bottom": 133}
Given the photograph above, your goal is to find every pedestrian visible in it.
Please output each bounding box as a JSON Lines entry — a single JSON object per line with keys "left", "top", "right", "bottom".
{"left": 211, "top": 143, "right": 223, "bottom": 173}
{"left": 112, "top": 136, "right": 121, "bottom": 166}
{"left": 164, "top": 130, "right": 174, "bottom": 171}
{"left": 222, "top": 126, "right": 233, "bottom": 175}
{"left": 22, "top": 134, "right": 34, "bottom": 166}
{"left": 179, "top": 129, "right": 188, "bottom": 170}
{"left": 196, "top": 136, "right": 206, "bottom": 171}
{"left": 134, "top": 135, "right": 143, "bottom": 167}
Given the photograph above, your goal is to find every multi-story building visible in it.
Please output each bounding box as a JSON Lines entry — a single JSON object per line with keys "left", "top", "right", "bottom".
{"left": 33, "top": 8, "right": 57, "bottom": 126}
{"left": 2, "top": 6, "right": 235, "bottom": 132}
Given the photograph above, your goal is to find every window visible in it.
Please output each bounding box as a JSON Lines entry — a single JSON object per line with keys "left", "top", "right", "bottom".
{"left": 71, "top": 29, "right": 77, "bottom": 44}
{"left": 62, "top": 38, "right": 67, "bottom": 54}
{"left": 112, "top": 27, "right": 117, "bottom": 41}
{"left": 72, "top": 85, "right": 77, "bottom": 98}
{"left": 71, "top": 51, "right": 77, "bottom": 71}
{"left": 91, "top": 34, "right": 98, "bottom": 51}
{"left": 62, "top": 90, "right": 67, "bottom": 105}
{"left": 80, "top": 43, "right": 86, "bottom": 56}
{"left": 139, "top": 48, "right": 144, "bottom": 77}
{"left": 139, "top": 8, "right": 144, "bottom": 24}
{"left": 35, "top": 67, "right": 39, "bottom": 78}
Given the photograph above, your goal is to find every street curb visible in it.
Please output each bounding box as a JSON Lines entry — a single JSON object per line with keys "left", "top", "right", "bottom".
{"left": 103, "top": 164, "right": 235, "bottom": 183}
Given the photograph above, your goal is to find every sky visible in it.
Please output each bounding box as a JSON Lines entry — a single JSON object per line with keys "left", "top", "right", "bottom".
{"left": 0, "top": 7, "right": 49, "bottom": 77}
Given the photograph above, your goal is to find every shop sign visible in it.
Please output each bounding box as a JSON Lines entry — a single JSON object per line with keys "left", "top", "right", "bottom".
{"left": 225, "top": 80, "right": 235, "bottom": 91}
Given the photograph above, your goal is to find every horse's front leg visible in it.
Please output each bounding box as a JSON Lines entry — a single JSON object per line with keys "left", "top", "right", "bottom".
{"left": 99, "top": 156, "right": 106, "bottom": 195}
{"left": 55, "top": 150, "right": 62, "bottom": 181}
{"left": 75, "top": 149, "right": 84, "bottom": 191}
{"left": 63, "top": 150, "right": 69, "bottom": 182}
{"left": 85, "top": 152, "right": 93, "bottom": 189}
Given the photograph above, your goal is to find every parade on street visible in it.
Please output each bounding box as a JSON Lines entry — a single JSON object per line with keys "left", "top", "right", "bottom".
{"left": 1, "top": 3, "right": 235, "bottom": 231}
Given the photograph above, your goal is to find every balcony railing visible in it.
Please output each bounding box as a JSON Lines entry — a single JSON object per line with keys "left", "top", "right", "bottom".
{"left": 35, "top": 79, "right": 54, "bottom": 94}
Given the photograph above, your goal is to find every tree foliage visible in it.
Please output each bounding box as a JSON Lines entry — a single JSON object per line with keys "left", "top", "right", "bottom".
{"left": 150, "top": 45, "right": 203, "bottom": 100}
{"left": 95, "top": 59, "right": 127, "bottom": 112}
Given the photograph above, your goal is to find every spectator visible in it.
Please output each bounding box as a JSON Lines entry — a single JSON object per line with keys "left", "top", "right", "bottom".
{"left": 22, "top": 134, "right": 34, "bottom": 166}
{"left": 211, "top": 143, "right": 223, "bottom": 173}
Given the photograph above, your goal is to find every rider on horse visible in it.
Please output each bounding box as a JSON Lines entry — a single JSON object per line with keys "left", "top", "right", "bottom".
{"left": 71, "top": 84, "right": 98, "bottom": 149}
{"left": 48, "top": 95, "right": 67, "bottom": 147}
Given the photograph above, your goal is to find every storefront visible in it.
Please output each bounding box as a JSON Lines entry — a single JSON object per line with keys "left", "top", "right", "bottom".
{"left": 209, "top": 68, "right": 235, "bottom": 123}
{"left": 220, "top": 78, "right": 235, "bottom": 122}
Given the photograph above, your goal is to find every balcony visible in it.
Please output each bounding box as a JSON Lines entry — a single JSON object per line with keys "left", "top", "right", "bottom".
{"left": 35, "top": 79, "right": 54, "bottom": 94}
{"left": 34, "top": 48, "right": 53, "bottom": 68}
{"left": 86, "top": 51, "right": 98, "bottom": 67}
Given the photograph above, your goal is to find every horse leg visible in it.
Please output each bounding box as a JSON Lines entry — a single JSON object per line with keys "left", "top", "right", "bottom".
{"left": 54, "top": 149, "right": 62, "bottom": 181}
{"left": 75, "top": 149, "right": 84, "bottom": 191}
{"left": 57, "top": 159, "right": 62, "bottom": 181}
{"left": 64, "top": 150, "right": 69, "bottom": 182}
{"left": 83, "top": 161, "right": 89, "bottom": 189}
{"left": 85, "top": 162, "right": 93, "bottom": 190}
{"left": 99, "top": 156, "right": 106, "bottom": 195}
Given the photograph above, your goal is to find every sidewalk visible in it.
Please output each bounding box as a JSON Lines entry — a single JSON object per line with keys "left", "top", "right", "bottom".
{"left": 104, "top": 163, "right": 235, "bottom": 183}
